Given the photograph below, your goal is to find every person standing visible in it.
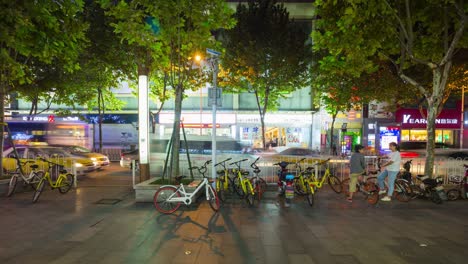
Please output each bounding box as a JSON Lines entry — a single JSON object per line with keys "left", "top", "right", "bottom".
{"left": 377, "top": 142, "right": 401, "bottom": 202}
{"left": 347, "top": 145, "right": 366, "bottom": 202}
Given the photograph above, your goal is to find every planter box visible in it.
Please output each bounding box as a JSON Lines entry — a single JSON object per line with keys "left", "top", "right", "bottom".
{"left": 134, "top": 177, "right": 200, "bottom": 203}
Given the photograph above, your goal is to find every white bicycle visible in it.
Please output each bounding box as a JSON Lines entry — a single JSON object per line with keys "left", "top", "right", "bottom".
{"left": 153, "top": 174, "right": 220, "bottom": 214}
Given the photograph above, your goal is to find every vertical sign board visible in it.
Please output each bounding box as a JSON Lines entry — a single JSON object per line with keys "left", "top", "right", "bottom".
{"left": 138, "top": 75, "right": 149, "bottom": 164}
{"left": 208, "top": 88, "right": 222, "bottom": 107}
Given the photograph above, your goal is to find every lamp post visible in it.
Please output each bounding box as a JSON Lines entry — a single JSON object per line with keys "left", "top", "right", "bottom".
{"left": 207, "top": 48, "right": 221, "bottom": 180}
{"left": 461, "top": 86, "right": 464, "bottom": 149}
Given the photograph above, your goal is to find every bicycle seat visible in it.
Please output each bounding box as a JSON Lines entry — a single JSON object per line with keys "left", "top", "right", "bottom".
{"left": 175, "top": 175, "right": 187, "bottom": 182}
{"left": 253, "top": 168, "right": 261, "bottom": 174}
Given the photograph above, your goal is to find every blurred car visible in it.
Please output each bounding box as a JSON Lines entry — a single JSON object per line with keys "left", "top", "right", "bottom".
{"left": 49, "top": 144, "right": 110, "bottom": 169}
{"left": 2, "top": 145, "right": 99, "bottom": 175}
{"left": 275, "top": 147, "right": 320, "bottom": 157}
{"left": 399, "top": 141, "right": 453, "bottom": 157}
{"left": 120, "top": 149, "right": 139, "bottom": 169}
{"left": 447, "top": 151, "right": 468, "bottom": 159}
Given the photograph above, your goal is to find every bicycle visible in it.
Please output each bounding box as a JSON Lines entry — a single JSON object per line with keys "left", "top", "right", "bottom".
{"left": 249, "top": 157, "right": 267, "bottom": 201}
{"left": 289, "top": 157, "right": 310, "bottom": 195}
{"left": 6, "top": 159, "right": 44, "bottom": 197}
{"left": 230, "top": 158, "right": 255, "bottom": 206}
{"left": 214, "top": 157, "right": 233, "bottom": 202}
{"left": 32, "top": 158, "right": 75, "bottom": 203}
{"left": 366, "top": 159, "right": 412, "bottom": 202}
{"left": 341, "top": 173, "right": 379, "bottom": 205}
{"left": 446, "top": 164, "right": 468, "bottom": 200}
{"left": 307, "top": 158, "right": 343, "bottom": 194}
{"left": 153, "top": 170, "right": 220, "bottom": 214}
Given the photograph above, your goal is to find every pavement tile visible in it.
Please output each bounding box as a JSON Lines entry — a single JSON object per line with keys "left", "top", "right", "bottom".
{"left": 1, "top": 163, "right": 468, "bottom": 264}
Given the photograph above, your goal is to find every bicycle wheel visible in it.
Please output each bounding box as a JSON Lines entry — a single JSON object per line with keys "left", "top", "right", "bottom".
{"left": 305, "top": 184, "right": 314, "bottom": 206}
{"left": 293, "top": 178, "right": 307, "bottom": 195}
{"left": 430, "top": 190, "right": 443, "bottom": 204}
{"left": 32, "top": 179, "right": 46, "bottom": 203}
{"left": 250, "top": 177, "right": 266, "bottom": 200}
{"left": 233, "top": 177, "right": 245, "bottom": 198}
{"left": 29, "top": 171, "right": 44, "bottom": 191}
{"left": 7, "top": 174, "right": 18, "bottom": 197}
{"left": 153, "top": 186, "right": 181, "bottom": 214}
{"left": 328, "top": 175, "right": 342, "bottom": 193}
{"left": 216, "top": 180, "right": 226, "bottom": 202}
{"left": 341, "top": 178, "right": 351, "bottom": 197}
{"left": 58, "top": 174, "right": 74, "bottom": 194}
{"left": 395, "top": 180, "right": 412, "bottom": 202}
{"left": 207, "top": 185, "right": 220, "bottom": 212}
{"left": 364, "top": 182, "right": 379, "bottom": 205}
{"left": 245, "top": 180, "right": 255, "bottom": 206}
{"left": 446, "top": 189, "right": 460, "bottom": 201}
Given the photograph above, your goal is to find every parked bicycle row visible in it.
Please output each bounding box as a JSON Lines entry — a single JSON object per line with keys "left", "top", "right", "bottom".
{"left": 4, "top": 157, "right": 75, "bottom": 203}
{"left": 152, "top": 156, "right": 346, "bottom": 214}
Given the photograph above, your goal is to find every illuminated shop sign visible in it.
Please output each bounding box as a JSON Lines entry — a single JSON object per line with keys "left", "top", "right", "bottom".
{"left": 395, "top": 109, "right": 460, "bottom": 129}
{"left": 402, "top": 115, "right": 458, "bottom": 125}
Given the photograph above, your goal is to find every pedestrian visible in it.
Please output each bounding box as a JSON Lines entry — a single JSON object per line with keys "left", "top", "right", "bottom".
{"left": 347, "top": 144, "right": 366, "bottom": 202}
{"left": 377, "top": 142, "right": 401, "bottom": 202}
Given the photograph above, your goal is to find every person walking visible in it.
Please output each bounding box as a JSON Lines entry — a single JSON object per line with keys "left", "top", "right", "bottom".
{"left": 377, "top": 142, "right": 401, "bottom": 202}
{"left": 347, "top": 144, "right": 366, "bottom": 202}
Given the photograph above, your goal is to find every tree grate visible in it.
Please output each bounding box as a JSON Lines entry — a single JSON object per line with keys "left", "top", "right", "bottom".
{"left": 95, "top": 199, "right": 122, "bottom": 205}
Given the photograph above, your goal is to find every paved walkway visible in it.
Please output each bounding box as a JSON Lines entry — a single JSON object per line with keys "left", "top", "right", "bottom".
{"left": 1, "top": 163, "right": 467, "bottom": 264}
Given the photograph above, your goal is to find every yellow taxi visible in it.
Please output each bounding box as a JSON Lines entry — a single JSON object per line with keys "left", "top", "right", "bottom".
{"left": 49, "top": 145, "right": 110, "bottom": 169}
{"left": 2, "top": 145, "right": 99, "bottom": 175}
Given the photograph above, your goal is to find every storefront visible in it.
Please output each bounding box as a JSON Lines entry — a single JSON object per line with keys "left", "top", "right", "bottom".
{"left": 157, "top": 112, "right": 236, "bottom": 138}
{"left": 395, "top": 108, "right": 461, "bottom": 147}
{"left": 237, "top": 113, "right": 312, "bottom": 149}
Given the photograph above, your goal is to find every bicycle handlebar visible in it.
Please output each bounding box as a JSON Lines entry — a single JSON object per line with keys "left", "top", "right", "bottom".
{"left": 38, "top": 157, "right": 64, "bottom": 168}
{"left": 311, "top": 158, "right": 331, "bottom": 167}
{"left": 250, "top": 157, "right": 260, "bottom": 169}
{"left": 229, "top": 158, "right": 248, "bottom": 166}
{"left": 214, "top": 157, "right": 232, "bottom": 167}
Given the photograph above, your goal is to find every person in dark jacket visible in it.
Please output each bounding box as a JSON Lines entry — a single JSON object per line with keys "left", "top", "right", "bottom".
{"left": 347, "top": 144, "right": 366, "bottom": 202}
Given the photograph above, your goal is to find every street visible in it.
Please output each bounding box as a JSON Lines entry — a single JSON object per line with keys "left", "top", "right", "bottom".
{"left": 1, "top": 162, "right": 467, "bottom": 264}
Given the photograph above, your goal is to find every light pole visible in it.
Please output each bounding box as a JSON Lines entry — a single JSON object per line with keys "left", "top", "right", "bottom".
{"left": 461, "top": 86, "right": 464, "bottom": 149}
{"left": 207, "top": 48, "right": 221, "bottom": 180}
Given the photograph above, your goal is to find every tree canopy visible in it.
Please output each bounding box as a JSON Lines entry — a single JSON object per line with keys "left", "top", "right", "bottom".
{"left": 220, "top": 0, "right": 312, "bottom": 149}
{"left": 313, "top": 0, "right": 467, "bottom": 176}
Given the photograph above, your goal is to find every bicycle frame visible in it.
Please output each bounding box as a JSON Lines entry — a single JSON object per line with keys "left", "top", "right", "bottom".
{"left": 308, "top": 161, "right": 332, "bottom": 191}
{"left": 159, "top": 178, "right": 212, "bottom": 205}
{"left": 214, "top": 158, "right": 232, "bottom": 191}
{"left": 235, "top": 170, "right": 255, "bottom": 196}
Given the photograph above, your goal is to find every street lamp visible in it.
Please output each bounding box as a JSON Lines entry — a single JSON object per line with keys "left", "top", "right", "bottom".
{"left": 206, "top": 48, "right": 222, "bottom": 180}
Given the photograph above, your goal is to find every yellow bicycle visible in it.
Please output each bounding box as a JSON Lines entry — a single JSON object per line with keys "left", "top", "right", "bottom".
{"left": 230, "top": 158, "right": 255, "bottom": 206}
{"left": 307, "top": 158, "right": 342, "bottom": 194}
{"left": 32, "top": 158, "right": 75, "bottom": 203}
{"left": 214, "top": 157, "right": 232, "bottom": 202}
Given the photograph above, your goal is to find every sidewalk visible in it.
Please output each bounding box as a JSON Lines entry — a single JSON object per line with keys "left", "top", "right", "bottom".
{"left": 1, "top": 163, "right": 467, "bottom": 264}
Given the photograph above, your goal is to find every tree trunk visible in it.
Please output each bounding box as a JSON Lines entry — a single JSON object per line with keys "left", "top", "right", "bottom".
{"left": 424, "top": 66, "right": 450, "bottom": 178}
{"left": 330, "top": 112, "right": 337, "bottom": 155}
{"left": 97, "top": 87, "right": 103, "bottom": 152}
{"left": 170, "top": 84, "right": 183, "bottom": 179}
{"left": 0, "top": 85, "right": 5, "bottom": 177}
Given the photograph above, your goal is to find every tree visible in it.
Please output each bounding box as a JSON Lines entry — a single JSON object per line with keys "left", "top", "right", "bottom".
{"left": 0, "top": 0, "right": 88, "bottom": 175}
{"left": 101, "top": 0, "right": 234, "bottom": 179}
{"left": 313, "top": 0, "right": 467, "bottom": 177}
{"left": 219, "top": 0, "right": 312, "bottom": 149}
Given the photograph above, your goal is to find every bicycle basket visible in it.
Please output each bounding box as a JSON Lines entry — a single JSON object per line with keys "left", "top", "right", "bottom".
{"left": 448, "top": 175, "right": 462, "bottom": 183}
